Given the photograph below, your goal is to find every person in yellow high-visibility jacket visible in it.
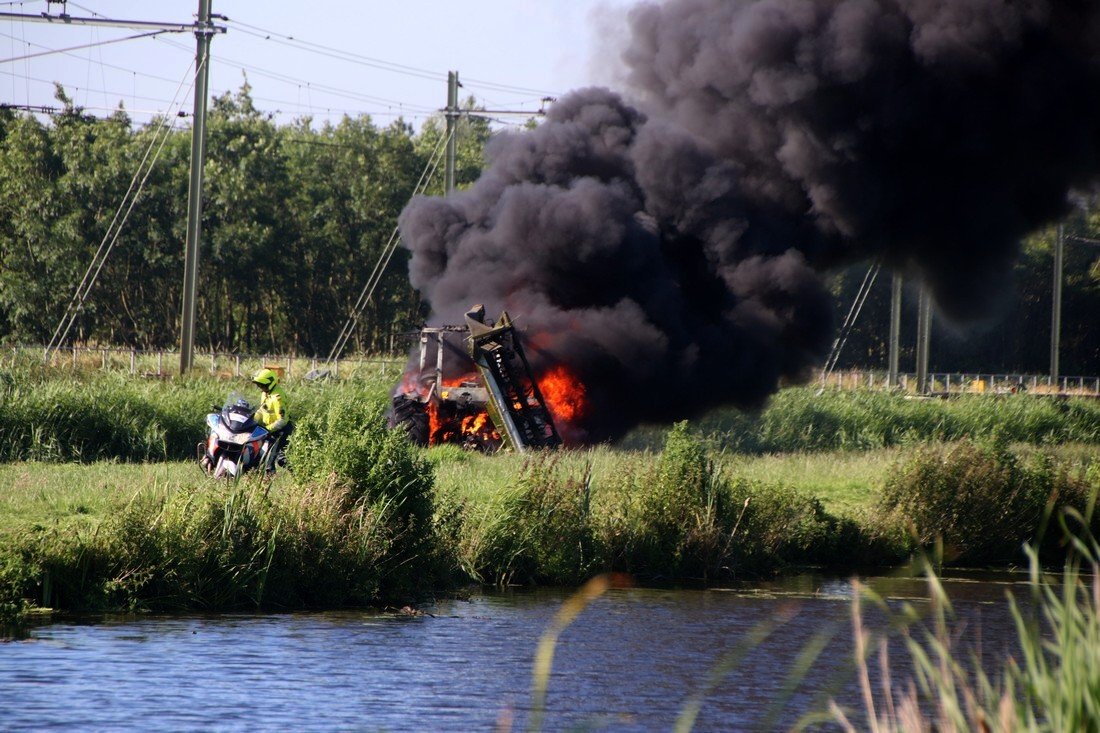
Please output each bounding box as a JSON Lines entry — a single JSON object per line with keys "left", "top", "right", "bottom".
{"left": 251, "top": 368, "right": 292, "bottom": 472}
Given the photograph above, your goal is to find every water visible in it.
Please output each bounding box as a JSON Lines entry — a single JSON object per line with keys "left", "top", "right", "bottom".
{"left": 1, "top": 572, "right": 1027, "bottom": 731}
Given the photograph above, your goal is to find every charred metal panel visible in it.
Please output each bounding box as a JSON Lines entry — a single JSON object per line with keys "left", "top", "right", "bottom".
{"left": 465, "top": 305, "right": 561, "bottom": 452}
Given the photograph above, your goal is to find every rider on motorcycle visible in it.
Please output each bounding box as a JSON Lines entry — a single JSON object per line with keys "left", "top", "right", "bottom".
{"left": 251, "top": 367, "right": 292, "bottom": 472}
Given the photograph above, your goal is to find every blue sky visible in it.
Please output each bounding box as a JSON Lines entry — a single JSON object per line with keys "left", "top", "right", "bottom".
{"left": 2, "top": 0, "right": 637, "bottom": 129}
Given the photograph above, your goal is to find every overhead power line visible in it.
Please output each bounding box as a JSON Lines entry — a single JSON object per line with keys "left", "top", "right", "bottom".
{"left": 229, "top": 25, "right": 442, "bottom": 83}
{"left": 226, "top": 19, "right": 444, "bottom": 82}
{"left": 225, "top": 17, "right": 562, "bottom": 98}
{"left": 325, "top": 126, "right": 454, "bottom": 366}
{"left": 0, "top": 100, "right": 188, "bottom": 117}
{"left": 0, "top": 28, "right": 185, "bottom": 85}
{"left": 0, "top": 27, "right": 165, "bottom": 63}
{"left": 155, "top": 35, "right": 437, "bottom": 113}
{"left": 0, "top": 67, "right": 197, "bottom": 110}
{"left": 0, "top": 8, "right": 213, "bottom": 33}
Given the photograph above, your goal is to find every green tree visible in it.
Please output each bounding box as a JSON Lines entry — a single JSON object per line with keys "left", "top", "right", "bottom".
{"left": 200, "top": 82, "right": 295, "bottom": 351}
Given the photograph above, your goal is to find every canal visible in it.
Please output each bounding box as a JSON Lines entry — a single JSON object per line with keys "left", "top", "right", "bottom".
{"left": 1, "top": 571, "right": 1026, "bottom": 731}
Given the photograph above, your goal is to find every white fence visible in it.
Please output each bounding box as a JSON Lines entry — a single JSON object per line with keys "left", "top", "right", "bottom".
{"left": 819, "top": 369, "right": 1100, "bottom": 397}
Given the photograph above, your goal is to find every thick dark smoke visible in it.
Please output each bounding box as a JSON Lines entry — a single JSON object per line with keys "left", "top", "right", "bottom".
{"left": 398, "top": 0, "right": 1100, "bottom": 443}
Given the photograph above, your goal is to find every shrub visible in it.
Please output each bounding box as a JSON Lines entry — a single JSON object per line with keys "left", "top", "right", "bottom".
{"left": 624, "top": 422, "right": 741, "bottom": 580}
{"left": 465, "top": 454, "right": 596, "bottom": 586}
{"left": 877, "top": 440, "right": 1095, "bottom": 564}
{"left": 288, "top": 396, "right": 440, "bottom": 599}
{"left": 597, "top": 423, "right": 854, "bottom": 580}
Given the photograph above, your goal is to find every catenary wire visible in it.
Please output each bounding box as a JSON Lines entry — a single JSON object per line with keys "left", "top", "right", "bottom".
{"left": 0, "top": 28, "right": 168, "bottom": 64}
{"left": 325, "top": 126, "right": 452, "bottom": 365}
{"left": 154, "top": 35, "right": 438, "bottom": 114}
{"left": 45, "top": 57, "right": 198, "bottom": 359}
{"left": 225, "top": 18, "right": 562, "bottom": 98}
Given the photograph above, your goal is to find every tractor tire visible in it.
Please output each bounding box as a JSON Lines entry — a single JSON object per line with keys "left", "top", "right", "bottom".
{"left": 390, "top": 394, "right": 430, "bottom": 447}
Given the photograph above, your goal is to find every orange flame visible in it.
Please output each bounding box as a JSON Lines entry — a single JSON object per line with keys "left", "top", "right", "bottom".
{"left": 415, "top": 372, "right": 500, "bottom": 447}
{"left": 538, "top": 364, "right": 589, "bottom": 426}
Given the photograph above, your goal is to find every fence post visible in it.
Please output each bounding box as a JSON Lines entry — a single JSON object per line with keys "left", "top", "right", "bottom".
{"left": 211, "top": 352, "right": 216, "bottom": 374}
{"left": 101, "top": 348, "right": 107, "bottom": 371}
{"left": 235, "top": 355, "right": 241, "bottom": 378}
{"left": 72, "top": 345, "right": 77, "bottom": 368}
{"left": 286, "top": 356, "right": 292, "bottom": 378}
{"left": 130, "top": 349, "right": 136, "bottom": 375}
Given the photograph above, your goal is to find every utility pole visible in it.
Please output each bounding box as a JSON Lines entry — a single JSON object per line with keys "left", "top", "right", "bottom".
{"left": 1050, "top": 224, "right": 1064, "bottom": 384}
{"left": 440, "top": 72, "right": 549, "bottom": 197}
{"left": 915, "top": 285, "right": 932, "bottom": 394}
{"left": 887, "top": 273, "right": 902, "bottom": 388}
{"left": 179, "top": 0, "right": 217, "bottom": 374}
{"left": 444, "top": 71, "right": 459, "bottom": 195}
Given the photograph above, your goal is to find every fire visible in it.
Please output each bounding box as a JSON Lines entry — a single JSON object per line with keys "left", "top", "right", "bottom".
{"left": 537, "top": 364, "right": 589, "bottom": 426}
{"left": 420, "top": 373, "right": 500, "bottom": 448}
{"left": 462, "top": 412, "right": 490, "bottom": 434}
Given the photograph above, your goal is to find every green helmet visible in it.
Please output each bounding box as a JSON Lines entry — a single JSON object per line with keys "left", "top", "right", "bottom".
{"left": 252, "top": 368, "right": 279, "bottom": 390}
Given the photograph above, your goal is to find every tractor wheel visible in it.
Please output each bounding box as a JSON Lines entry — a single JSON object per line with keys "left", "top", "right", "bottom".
{"left": 390, "top": 394, "right": 430, "bottom": 447}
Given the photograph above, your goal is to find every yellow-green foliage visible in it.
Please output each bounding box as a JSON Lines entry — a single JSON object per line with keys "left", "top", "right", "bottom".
{"left": 0, "top": 366, "right": 395, "bottom": 463}
{"left": 446, "top": 423, "right": 868, "bottom": 586}
{"left": 286, "top": 395, "right": 440, "bottom": 599}
{"left": 626, "top": 388, "right": 1100, "bottom": 453}
{"left": 878, "top": 439, "right": 1099, "bottom": 564}
{"left": 16, "top": 479, "right": 396, "bottom": 613}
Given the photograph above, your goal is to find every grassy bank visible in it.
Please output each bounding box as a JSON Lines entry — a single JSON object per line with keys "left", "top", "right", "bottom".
{"left": 0, "top": 393, "right": 447, "bottom": 623}
{"left": 0, "top": 365, "right": 1097, "bottom": 623}
{"left": 2, "top": 430, "right": 1096, "bottom": 625}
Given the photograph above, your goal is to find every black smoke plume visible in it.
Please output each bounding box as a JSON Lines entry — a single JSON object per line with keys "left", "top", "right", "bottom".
{"left": 398, "top": 0, "right": 1100, "bottom": 443}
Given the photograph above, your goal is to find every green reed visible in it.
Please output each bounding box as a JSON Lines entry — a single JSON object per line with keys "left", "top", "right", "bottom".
{"left": 0, "top": 364, "right": 394, "bottom": 462}
{"left": 622, "top": 387, "right": 1100, "bottom": 453}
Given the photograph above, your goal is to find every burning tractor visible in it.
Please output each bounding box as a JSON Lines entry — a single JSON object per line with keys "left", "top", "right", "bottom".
{"left": 389, "top": 305, "right": 564, "bottom": 452}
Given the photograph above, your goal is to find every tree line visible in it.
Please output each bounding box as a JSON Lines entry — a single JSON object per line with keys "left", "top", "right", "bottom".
{"left": 1, "top": 84, "right": 1097, "bottom": 373}
{"left": 0, "top": 84, "right": 490, "bottom": 356}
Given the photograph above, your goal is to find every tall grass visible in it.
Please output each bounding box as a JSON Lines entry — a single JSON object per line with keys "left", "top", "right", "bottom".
{"left": 828, "top": 534, "right": 1100, "bottom": 731}
{"left": 444, "top": 423, "right": 880, "bottom": 587}
{"left": 3, "top": 367, "right": 1097, "bottom": 463}
{"left": 0, "top": 364, "right": 394, "bottom": 462}
{"left": 623, "top": 388, "right": 1100, "bottom": 453}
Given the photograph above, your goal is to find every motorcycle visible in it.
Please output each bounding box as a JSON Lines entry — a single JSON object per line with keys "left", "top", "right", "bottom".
{"left": 198, "top": 392, "right": 272, "bottom": 479}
